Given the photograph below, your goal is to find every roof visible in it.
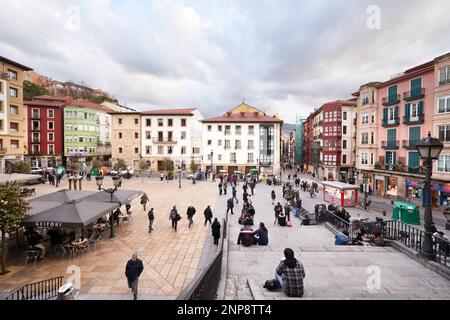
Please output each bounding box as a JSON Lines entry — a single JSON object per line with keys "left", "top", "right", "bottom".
{"left": 25, "top": 100, "right": 65, "bottom": 107}
{"left": 32, "top": 95, "right": 72, "bottom": 101}
{"left": 376, "top": 60, "right": 434, "bottom": 88}
{"left": 202, "top": 112, "right": 282, "bottom": 123}
{"left": 322, "top": 181, "right": 360, "bottom": 189}
{"left": 64, "top": 99, "right": 113, "bottom": 113}
{"left": 0, "top": 56, "right": 33, "bottom": 71}
{"left": 141, "top": 108, "right": 197, "bottom": 116}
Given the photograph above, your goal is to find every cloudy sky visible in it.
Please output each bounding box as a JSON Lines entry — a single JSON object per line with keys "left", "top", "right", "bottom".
{"left": 1, "top": 0, "right": 449, "bottom": 122}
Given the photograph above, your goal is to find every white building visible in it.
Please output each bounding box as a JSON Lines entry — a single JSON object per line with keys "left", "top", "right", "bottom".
{"left": 96, "top": 109, "right": 112, "bottom": 158}
{"left": 201, "top": 103, "right": 283, "bottom": 176}
{"left": 140, "top": 108, "right": 203, "bottom": 171}
{"left": 102, "top": 101, "right": 137, "bottom": 113}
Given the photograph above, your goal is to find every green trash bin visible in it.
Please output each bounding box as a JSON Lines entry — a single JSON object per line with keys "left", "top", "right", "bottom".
{"left": 392, "top": 201, "right": 420, "bottom": 225}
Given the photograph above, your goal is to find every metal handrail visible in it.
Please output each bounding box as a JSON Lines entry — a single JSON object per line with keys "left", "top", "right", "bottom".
{"left": 177, "top": 215, "right": 227, "bottom": 300}
{"left": 3, "top": 276, "right": 64, "bottom": 300}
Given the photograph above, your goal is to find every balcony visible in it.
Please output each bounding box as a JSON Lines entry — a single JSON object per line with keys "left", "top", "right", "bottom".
{"left": 382, "top": 94, "right": 400, "bottom": 106}
{"left": 31, "top": 113, "right": 40, "bottom": 120}
{"left": 403, "top": 113, "right": 424, "bottom": 125}
{"left": 439, "top": 79, "right": 450, "bottom": 86}
{"left": 234, "top": 146, "right": 242, "bottom": 150}
{"left": 259, "top": 160, "right": 272, "bottom": 165}
{"left": 403, "top": 88, "right": 425, "bottom": 101}
{"left": 152, "top": 137, "right": 177, "bottom": 144}
{"left": 402, "top": 139, "right": 420, "bottom": 150}
{"left": 382, "top": 117, "right": 399, "bottom": 127}
{"left": 323, "top": 146, "right": 342, "bottom": 152}
{"left": 374, "top": 162, "right": 424, "bottom": 175}
{"left": 230, "top": 159, "right": 237, "bottom": 164}
{"left": 381, "top": 140, "right": 399, "bottom": 149}
{"left": 31, "top": 139, "right": 40, "bottom": 144}
{"left": 31, "top": 127, "right": 40, "bottom": 132}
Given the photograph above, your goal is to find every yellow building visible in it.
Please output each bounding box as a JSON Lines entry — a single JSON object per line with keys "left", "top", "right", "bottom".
{"left": 0, "top": 57, "right": 32, "bottom": 173}
{"left": 110, "top": 112, "right": 142, "bottom": 169}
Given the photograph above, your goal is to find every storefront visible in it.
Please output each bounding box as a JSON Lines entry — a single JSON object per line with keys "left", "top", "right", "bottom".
{"left": 374, "top": 175, "right": 386, "bottom": 197}
{"left": 374, "top": 174, "right": 398, "bottom": 198}
{"left": 322, "top": 181, "right": 359, "bottom": 207}
{"left": 405, "top": 179, "right": 424, "bottom": 202}
{"left": 430, "top": 182, "right": 450, "bottom": 207}
{"left": 386, "top": 176, "right": 398, "bottom": 197}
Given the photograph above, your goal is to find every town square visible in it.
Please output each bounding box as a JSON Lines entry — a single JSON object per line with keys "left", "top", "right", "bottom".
{"left": 0, "top": 0, "right": 450, "bottom": 308}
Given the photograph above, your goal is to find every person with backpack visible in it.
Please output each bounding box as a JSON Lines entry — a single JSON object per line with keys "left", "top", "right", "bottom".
{"left": 275, "top": 248, "right": 306, "bottom": 297}
{"left": 186, "top": 206, "right": 196, "bottom": 228}
{"left": 203, "top": 205, "right": 213, "bottom": 226}
{"left": 147, "top": 208, "right": 155, "bottom": 233}
{"left": 169, "top": 206, "right": 180, "bottom": 231}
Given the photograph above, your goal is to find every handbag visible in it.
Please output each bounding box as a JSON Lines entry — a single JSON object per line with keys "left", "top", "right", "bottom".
{"left": 175, "top": 214, "right": 182, "bottom": 221}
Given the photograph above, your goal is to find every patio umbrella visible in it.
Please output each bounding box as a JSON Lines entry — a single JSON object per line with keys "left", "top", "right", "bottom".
{"left": 22, "top": 199, "right": 120, "bottom": 228}
{"left": 82, "top": 189, "right": 143, "bottom": 205}
{"left": 31, "top": 189, "right": 96, "bottom": 202}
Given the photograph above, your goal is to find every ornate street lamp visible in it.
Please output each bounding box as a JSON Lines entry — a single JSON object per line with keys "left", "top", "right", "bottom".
{"left": 95, "top": 174, "right": 123, "bottom": 238}
{"left": 416, "top": 132, "right": 443, "bottom": 259}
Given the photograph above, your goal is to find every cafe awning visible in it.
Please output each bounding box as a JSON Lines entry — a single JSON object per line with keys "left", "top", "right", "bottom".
{"left": 82, "top": 189, "right": 143, "bottom": 205}
{"left": 32, "top": 189, "right": 96, "bottom": 202}
{"left": 22, "top": 199, "right": 120, "bottom": 228}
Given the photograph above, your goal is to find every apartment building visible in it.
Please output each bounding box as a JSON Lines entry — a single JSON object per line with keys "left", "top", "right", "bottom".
{"left": 110, "top": 112, "right": 141, "bottom": 169}
{"left": 201, "top": 103, "right": 283, "bottom": 176}
{"left": 0, "top": 57, "right": 32, "bottom": 173}
{"left": 140, "top": 108, "right": 203, "bottom": 171}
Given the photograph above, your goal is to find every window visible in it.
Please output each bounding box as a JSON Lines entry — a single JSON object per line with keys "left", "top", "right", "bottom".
{"left": 135, "top": 147, "right": 139, "bottom": 154}
{"left": 437, "top": 155, "right": 450, "bottom": 172}
{"left": 235, "top": 140, "right": 241, "bottom": 149}
{"left": 438, "top": 96, "right": 450, "bottom": 113}
{"left": 343, "top": 140, "right": 347, "bottom": 149}
{"left": 145, "top": 146, "right": 151, "bottom": 154}
{"left": 371, "top": 132, "right": 374, "bottom": 144}
{"left": 181, "top": 146, "right": 186, "bottom": 155}
{"left": 10, "top": 87, "right": 18, "bottom": 97}
{"left": 342, "top": 155, "right": 347, "bottom": 164}
{"left": 181, "top": 132, "right": 186, "bottom": 140}
{"left": 158, "top": 146, "right": 164, "bottom": 155}
{"left": 207, "top": 139, "right": 212, "bottom": 145}
{"left": 10, "top": 122, "right": 18, "bottom": 132}
{"left": 10, "top": 105, "right": 19, "bottom": 115}
{"left": 146, "top": 119, "right": 151, "bottom": 127}
{"left": 167, "top": 146, "right": 173, "bottom": 154}
{"left": 168, "top": 119, "right": 173, "bottom": 127}
{"left": 361, "top": 153, "right": 368, "bottom": 165}
{"left": 47, "top": 144, "right": 54, "bottom": 155}
{"left": 218, "top": 140, "right": 222, "bottom": 146}
{"left": 235, "top": 126, "right": 241, "bottom": 135}
{"left": 47, "top": 109, "right": 54, "bottom": 118}
{"left": 343, "top": 112, "right": 347, "bottom": 120}
{"left": 158, "top": 119, "right": 163, "bottom": 126}
{"left": 439, "top": 66, "right": 450, "bottom": 85}
{"left": 146, "top": 131, "right": 151, "bottom": 139}
{"left": 343, "top": 126, "right": 347, "bottom": 135}
{"left": 438, "top": 125, "right": 450, "bottom": 142}
{"left": 248, "top": 153, "right": 254, "bottom": 162}
{"left": 225, "top": 126, "right": 231, "bottom": 134}
{"left": 218, "top": 154, "right": 222, "bottom": 161}
{"left": 10, "top": 140, "right": 19, "bottom": 149}
{"left": 361, "top": 113, "right": 369, "bottom": 124}
{"left": 118, "top": 118, "right": 122, "bottom": 125}
{"left": 119, "top": 132, "right": 122, "bottom": 139}
{"left": 362, "top": 92, "right": 369, "bottom": 105}
{"left": 389, "top": 108, "right": 395, "bottom": 121}
{"left": 225, "top": 140, "right": 231, "bottom": 149}
{"left": 208, "top": 125, "right": 212, "bottom": 132}
{"left": 192, "top": 147, "right": 200, "bottom": 154}
{"left": 119, "top": 147, "right": 123, "bottom": 153}
{"left": 135, "top": 132, "right": 138, "bottom": 139}
{"left": 181, "top": 119, "right": 186, "bottom": 127}
{"left": 248, "top": 126, "right": 254, "bottom": 134}
{"left": 371, "top": 153, "right": 374, "bottom": 165}
{"left": 218, "top": 125, "right": 222, "bottom": 132}
{"left": 372, "top": 91, "right": 376, "bottom": 104}
{"left": 207, "top": 153, "right": 211, "bottom": 161}
{"left": 78, "top": 137, "right": 84, "bottom": 143}
{"left": 48, "top": 121, "right": 54, "bottom": 130}
{"left": 371, "top": 112, "right": 375, "bottom": 123}
{"left": 48, "top": 133, "right": 54, "bottom": 142}
{"left": 248, "top": 140, "right": 254, "bottom": 149}
{"left": 8, "top": 69, "right": 18, "bottom": 80}
{"left": 410, "top": 103, "right": 418, "bottom": 119}
{"left": 134, "top": 118, "right": 138, "bottom": 125}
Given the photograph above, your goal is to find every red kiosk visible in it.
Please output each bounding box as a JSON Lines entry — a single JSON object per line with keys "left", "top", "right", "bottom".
{"left": 322, "top": 181, "right": 359, "bottom": 207}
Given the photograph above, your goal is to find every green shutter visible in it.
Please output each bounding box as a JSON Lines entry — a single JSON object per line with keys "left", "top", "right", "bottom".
{"left": 405, "top": 103, "right": 410, "bottom": 122}
{"left": 386, "top": 151, "right": 390, "bottom": 164}
{"left": 389, "top": 85, "right": 397, "bottom": 97}
{"left": 418, "top": 101, "right": 423, "bottom": 117}
{"left": 383, "top": 108, "right": 388, "bottom": 124}
{"left": 393, "top": 152, "right": 397, "bottom": 164}
{"left": 387, "top": 129, "right": 396, "bottom": 148}
{"left": 408, "top": 152, "right": 420, "bottom": 172}
{"left": 394, "top": 106, "right": 398, "bottom": 121}
{"left": 409, "top": 127, "right": 420, "bottom": 145}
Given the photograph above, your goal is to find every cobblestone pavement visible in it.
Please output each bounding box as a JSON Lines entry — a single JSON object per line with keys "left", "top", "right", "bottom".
{"left": 222, "top": 181, "right": 450, "bottom": 300}
{"left": 0, "top": 176, "right": 219, "bottom": 299}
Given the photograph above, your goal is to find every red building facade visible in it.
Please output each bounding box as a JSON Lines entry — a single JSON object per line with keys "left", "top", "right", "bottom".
{"left": 25, "top": 95, "right": 68, "bottom": 168}
{"left": 322, "top": 101, "right": 343, "bottom": 169}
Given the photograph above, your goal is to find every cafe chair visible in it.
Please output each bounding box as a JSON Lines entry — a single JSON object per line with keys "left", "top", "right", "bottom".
{"left": 25, "top": 249, "right": 40, "bottom": 265}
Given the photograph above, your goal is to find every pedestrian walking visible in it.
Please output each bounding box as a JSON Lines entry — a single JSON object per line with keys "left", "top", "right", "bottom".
{"left": 140, "top": 193, "right": 149, "bottom": 211}
{"left": 160, "top": 172, "right": 164, "bottom": 181}
{"left": 284, "top": 201, "right": 292, "bottom": 222}
{"left": 204, "top": 205, "right": 213, "bottom": 226}
{"left": 271, "top": 190, "right": 276, "bottom": 205}
{"left": 250, "top": 181, "right": 255, "bottom": 195}
{"left": 243, "top": 183, "right": 248, "bottom": 194}
{"left": 147, "top": 208, "right": 154, "bottom": 233}
{"left": 223, "top": 182, "right": 228, "bottom": 195}
{"left": 243, "top": 191, "right": 248, "bottom": 203}
{"left": 187, "top": 206, "right": 196, "bottom": 228}
{"left": 218, "top": 182, "right": 223, "bottom": 195}
{"left": 125, "top": 253, "right": 144, "bottom": 300}
{"left": 232, "top": 187, "right": 238, "bottom": 204}
{"left": 169, "top": 206, "right": 181, "bottom": 231}
{"left": 227, "top": 197, "right": 234, "bottom": 215}
{"left": 274, "top": 202, "right": 283, "bottom": 225}
{"left": 211, "top": 218, "right": 221, "bottom": 245}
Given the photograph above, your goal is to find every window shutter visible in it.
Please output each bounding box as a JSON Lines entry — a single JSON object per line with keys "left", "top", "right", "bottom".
{"left": 418, "top": 101, "right": 423, "bottom": 117}
{"left": 383, "top": 108, "right": 388, "bottom": 122}
{"left": 405, "top": 103, "right": 410, "bottom": 120}
{"left": 394, "top": 106, "right": 399, "bottom": 121}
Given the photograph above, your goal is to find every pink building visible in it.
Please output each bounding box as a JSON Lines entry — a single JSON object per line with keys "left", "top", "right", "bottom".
{"left": 374, "top": 61, "right": 434, "bottom": 199}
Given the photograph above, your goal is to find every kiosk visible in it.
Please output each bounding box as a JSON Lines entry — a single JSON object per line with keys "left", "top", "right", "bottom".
{"left": 322, "top": 181, "right": 360, "bottom": 207}
{"left": 392, "top": 201, "right": 420, "bottom": 225}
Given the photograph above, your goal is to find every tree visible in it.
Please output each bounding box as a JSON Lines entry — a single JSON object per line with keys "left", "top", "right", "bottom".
{"left": 139, "top": 159, "right": 149, "bottom": 171}
{"left": 115, "top": 159, "right": 127, "bottom": 170}
{"left": 0, "top": 182, "right": 31, "bottom": 274}
{"left": 90, "top": 95, "right": 114, "bottom": 104}
{"left": 162, "top": 158, "right": 174, "bottom": 172}
{"left": 7, "top": 161, "right": 30, "bottom": 174}
{"left": 23, "top": 80, "right": 49, "bottom": 98}
{"left": 68, "top": 158, "right": 81, "bottom": 173}
{"left": 190, "top": 160, "right": 199, "bottom": 173}
{"left": 91, "top": 159, "right": 102, "bottom": 170}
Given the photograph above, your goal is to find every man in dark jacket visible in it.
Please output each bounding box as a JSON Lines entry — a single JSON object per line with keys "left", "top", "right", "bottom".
{"left": 227, "top": 198, "right": 234, "bottom": 215}
{"left": 211, "top": 218, "right": 221, "bottom": 245}
{"left": 169, "top": 206, "right": 180, "bottom": 231}
{"left": 147, "top": 208, "right": 155, "bottom": 233}
{"left": 125, "top": 253, "right": 144, "bottom": 300}
{"left": 232, "top": 187, "right": 238, "bottom": 204}
{"left": 204, "top": 205, "right": 213, "bottom": 226}
{"left": 187, "top": 206, "right": 196, "bottom": 228}
{"left": 250, "top": 181, "right": 255, "bottom": 195}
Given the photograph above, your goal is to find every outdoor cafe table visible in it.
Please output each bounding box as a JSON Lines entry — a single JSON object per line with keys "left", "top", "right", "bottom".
{"left": 72, "top": 238, "right": 88, "bottom": 246}
{"left": 93, "top": 223, "right": 106, "bottom": 231}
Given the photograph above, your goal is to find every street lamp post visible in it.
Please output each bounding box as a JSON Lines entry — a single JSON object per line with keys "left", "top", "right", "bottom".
{"left": 363, "top": 172, "right": 368, "bottom": 207}
{"left": 95, "top": 174, "right": 123, "bottom": 239}
{"left": 210, "top": 149, "right": 214, "bottom": 181}
{"left": 416, "top": 132, "right": 443, "bottom": 259}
